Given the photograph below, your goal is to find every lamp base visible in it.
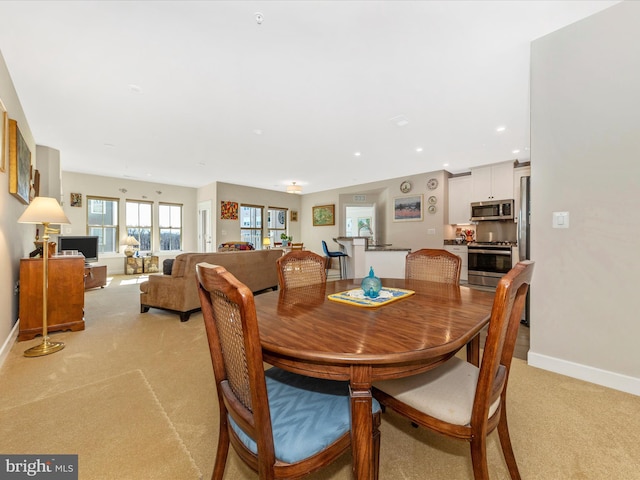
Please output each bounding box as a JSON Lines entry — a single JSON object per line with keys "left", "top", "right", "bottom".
{"left": 24, "top": 337, "right": 65, "bottom": 357}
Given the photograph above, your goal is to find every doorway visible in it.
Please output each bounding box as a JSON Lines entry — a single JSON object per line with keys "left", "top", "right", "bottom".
{"left": 345, "top": 205, "right": 376, "bottom": 242}
{"left": 198, "top": 200, "right": 213, "bottom": 252}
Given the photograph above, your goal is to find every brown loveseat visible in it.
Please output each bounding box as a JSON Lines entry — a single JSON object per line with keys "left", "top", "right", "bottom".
{"left": 140, "top": 249, "right": 282, "bottom": 321}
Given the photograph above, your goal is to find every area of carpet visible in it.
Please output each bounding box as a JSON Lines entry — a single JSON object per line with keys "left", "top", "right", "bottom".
{"left": 0, "top": 369, "right": 201, "bottom": 479}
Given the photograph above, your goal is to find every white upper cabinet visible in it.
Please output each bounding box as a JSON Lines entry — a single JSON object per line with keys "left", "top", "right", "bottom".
{"left": 448, "top": 176, "right": 472, "bottom": 224}
{"left": 470, "top": 161, "right": 514, "bottom": 202}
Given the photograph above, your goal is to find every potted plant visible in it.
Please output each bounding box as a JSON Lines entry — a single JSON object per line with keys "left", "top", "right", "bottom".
{"left": 280, "top": 233, "right": 293, "bottom": 247}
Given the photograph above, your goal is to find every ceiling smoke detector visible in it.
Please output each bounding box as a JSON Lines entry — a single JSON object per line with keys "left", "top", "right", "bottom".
{"left": 255, "top": 12, "right": 263, "bottom": 25}
{"left": 286, "top": 182, "right": 302, "bottom": 194}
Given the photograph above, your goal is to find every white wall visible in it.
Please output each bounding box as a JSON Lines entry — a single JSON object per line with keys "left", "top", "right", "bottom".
{"left": 214, "top": 182, "right": 302, "bottom": 247}
{"left": 529, "top": 1, "right": 640, "bottom": 395}
{"left": 62, "top": 172, "right": 198, "bottom": 274}
{"left": 0, "top": 50, "right": 39, "bottom": 366}
{"left": 301, "top": 170, "right": 449, "bottom": 259}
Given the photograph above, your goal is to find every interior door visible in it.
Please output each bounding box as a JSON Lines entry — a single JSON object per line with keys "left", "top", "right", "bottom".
{"left": 198, "top": 200, "right": 213, "bottom": 252}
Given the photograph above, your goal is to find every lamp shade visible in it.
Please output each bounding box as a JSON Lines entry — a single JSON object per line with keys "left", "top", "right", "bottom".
{"left": 263, "top": 237, "right": 271, "bottom": 246}
{"left": 125, "top": 236, "right": 140, "bottom": 246}
{"left": 17, "top": 197, "right": 70, "bottom": 225}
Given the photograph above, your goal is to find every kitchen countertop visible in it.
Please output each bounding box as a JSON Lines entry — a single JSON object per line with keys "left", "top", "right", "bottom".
{"left": 366, "top": 246, "right": 411, "bottom": 252}
{"left": 443, "top": 240, "right": 470, "bottom": 246}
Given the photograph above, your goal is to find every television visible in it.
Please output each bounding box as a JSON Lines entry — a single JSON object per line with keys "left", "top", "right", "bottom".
{"left": 58, "top": 236, "right": 99, "bottom": 264}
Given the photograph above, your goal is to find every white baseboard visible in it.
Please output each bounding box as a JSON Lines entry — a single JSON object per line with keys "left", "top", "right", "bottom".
{"left": 528, "top": 351, "right": 640, "bottom": 397}
{"left": 0, "top": 321, "right": 19, "bottom": 370}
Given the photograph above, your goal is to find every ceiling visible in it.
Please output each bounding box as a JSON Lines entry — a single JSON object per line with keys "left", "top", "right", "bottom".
{"left": 0, "top": 1, "right": 619, "bottom": 194}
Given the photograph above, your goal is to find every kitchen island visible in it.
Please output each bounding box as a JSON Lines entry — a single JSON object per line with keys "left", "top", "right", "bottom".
{"left": 335, "top": 237, "right": 410, "bottom": 279}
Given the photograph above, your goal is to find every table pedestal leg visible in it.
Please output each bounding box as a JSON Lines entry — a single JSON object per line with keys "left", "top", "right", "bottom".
{"left": 350, "top": 366, "right": 376, "bottom": 480}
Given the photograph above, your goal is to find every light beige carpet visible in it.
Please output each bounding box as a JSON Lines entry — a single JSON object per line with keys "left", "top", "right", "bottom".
{"left": 1, "top": 274, "right": 639, "bottom": 479}
{"left": 0, "top": 369, "right": 201, "bottom": 479}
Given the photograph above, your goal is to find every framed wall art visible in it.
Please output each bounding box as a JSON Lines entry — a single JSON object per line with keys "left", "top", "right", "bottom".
{"left": 0, "top": 97, "right": 7, "bottom": 173}
{"left": 8, "top": 119, "right": 31, "bottom": 205}
{"left": 290, "top": 210, "right": 298, "bottom": 222}
{"left": 393, "top": 194, "right": 423, "bottom": 222}
{"left": 220, "top": 201, "right": 238, "bottom": 220}
{"left": 312, "top": 204, "right": 335, "bottom": 226}
{"left": 70, "top": 192, "right": 82, "bottom": 207}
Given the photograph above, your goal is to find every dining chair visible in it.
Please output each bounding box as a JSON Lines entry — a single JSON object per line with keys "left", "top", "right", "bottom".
{"left": 373, "top": 260, "right": 534, "bottom": 480}
{"left": 290, "top": 242, "right": 304, "bottom": 250}
{"left": 276, "top": 250, "right": 327, "bottom": 289}
{"left": 196, "top": 263, "right": 381, "bottom": 480}
{"left": 405, "top": 248, "right": 462, "bottom": 284}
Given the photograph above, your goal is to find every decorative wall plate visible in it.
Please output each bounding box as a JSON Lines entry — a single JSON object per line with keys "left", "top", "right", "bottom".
{"left": 427, "top": 178, "right": 439, "bottom": 190}
{"left": 428, "top": 205, "right": 437, "bottom": 214}
{"left": 400, "top": 181, "right": 412, "bottom": 193}
{"left": 428, "top": 195, "right": 437, "bottom": 205}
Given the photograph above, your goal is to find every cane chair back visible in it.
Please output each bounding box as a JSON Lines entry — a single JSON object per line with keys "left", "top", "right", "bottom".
{"left": 196, "top": 262, "right": 381, "bottom": 480}
{"left": 405, "top": 248, "right": 462, "bottom": 284}
{"left": 373, "top": 261, "right": 534, "bottom": 480}
{"left": 276, "top": 250, "right": 327, "bottom": 289}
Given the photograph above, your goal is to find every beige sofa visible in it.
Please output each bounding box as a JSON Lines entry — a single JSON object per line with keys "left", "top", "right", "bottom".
{"left": 140, "top": 249, "right": 282, "bottom": 321}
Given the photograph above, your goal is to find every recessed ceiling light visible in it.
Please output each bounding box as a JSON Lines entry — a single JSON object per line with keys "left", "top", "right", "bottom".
{"left": 496, "top": 126, "right": 506, "bottom": 133}
{"left": 253, "top": 129, "right": 263, "bottom": 135}
{"left": 354, "top": 152, "right": 361, "bottom": 157}
{"left": 128, "top": 84, "right": 142, "bottom": 93}
{"left": 416, "top": 147, "right": 423, "bottom": 153}
{"left": 512, "top": 149, "right": 520, "bottom": 154}
{"left": 443, "top": 163, "right": 449, "bottom": 167}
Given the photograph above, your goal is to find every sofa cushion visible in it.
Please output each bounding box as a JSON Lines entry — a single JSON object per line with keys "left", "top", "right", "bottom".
{"left": 218, "top": 241, "right": 255, "bottom": 252}
{"left": 163, "top": 259, "right": 175, "bottom": 275}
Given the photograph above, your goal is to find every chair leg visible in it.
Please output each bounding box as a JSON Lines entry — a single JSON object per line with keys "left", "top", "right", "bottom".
{"left": 372, "top": 411, "right": 382, "bottom": 480}
{"left": 470, "top": 435, "right": 490, "bottom": 480}
{"left": 212, "top": 418, "right": 230, "bottom": 480}
{"left": 338, "top": 256, "right": 343, "bottom": 279}
{"left": 497, "top": 406, "right": 522, "bottom": 480}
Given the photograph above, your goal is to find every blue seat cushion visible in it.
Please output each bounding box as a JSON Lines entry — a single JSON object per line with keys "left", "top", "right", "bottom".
{"left": 229, "top": 368, "right": 381, "bottom": 464}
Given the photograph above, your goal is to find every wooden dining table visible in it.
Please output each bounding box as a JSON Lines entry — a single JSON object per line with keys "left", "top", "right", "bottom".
{"left": 253, "top": 278, "right": 496, "bottom": 480}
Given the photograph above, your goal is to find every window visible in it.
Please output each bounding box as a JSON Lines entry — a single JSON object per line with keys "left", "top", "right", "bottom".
{"left": 267, "top": 207, "right": 287, "bottom": 246}
{"left": 159, "top": 203, "right": 182, "bottom": 251}
{"left": 87, "top": 197, "right": 118, "bottom": 254}
{"left": 126, "top": 200, "right": 152, "bottom": 252}
{"left": 240, "top": 205, "right": 263, "bottom": 249}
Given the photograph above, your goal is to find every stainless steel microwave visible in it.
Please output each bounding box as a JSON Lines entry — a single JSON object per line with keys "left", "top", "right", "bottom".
{"left": 470, "top": 199, "right": 514, "bottom": 221}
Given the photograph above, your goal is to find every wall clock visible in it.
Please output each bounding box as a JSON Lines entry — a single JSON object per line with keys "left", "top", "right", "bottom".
{"left": 427, "top": 178, "right": 438, "bottom": 190}
{"left": 400, "top": 181, "right": 412, "bottom": 194}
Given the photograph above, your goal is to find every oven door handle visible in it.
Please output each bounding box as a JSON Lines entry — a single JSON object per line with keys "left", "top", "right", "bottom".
{"left": 468, "top": 249, "right": 512, "bottom": 255}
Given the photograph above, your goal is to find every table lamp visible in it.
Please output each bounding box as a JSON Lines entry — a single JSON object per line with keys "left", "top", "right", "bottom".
{"left": 17, "top": 196, "right": 71, "bottom": 357}
{"left": 263, "top": 237, "right": 271, "bottom": 250}
{"left": 124, "top": 235, "right": 140, "bottom": 257}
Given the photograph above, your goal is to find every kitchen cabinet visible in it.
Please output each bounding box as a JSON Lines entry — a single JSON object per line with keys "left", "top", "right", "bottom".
{"left": 19, "top": 256, "right": 85, "bottom": 341}
{"left": 448, "top": 175, "right": 472, "bottom": 224}
{"left": 470, "top": 161, "right": 514, "bottom": 202}
{"left": 444, "top": 245, "right": 468, "bottom": 282}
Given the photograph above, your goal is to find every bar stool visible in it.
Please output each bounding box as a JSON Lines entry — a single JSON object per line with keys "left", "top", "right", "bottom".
{"left": 322, "top": 240, "right": 348, "bottom": 279}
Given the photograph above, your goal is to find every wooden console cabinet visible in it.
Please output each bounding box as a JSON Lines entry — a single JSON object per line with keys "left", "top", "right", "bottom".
{"left": 19, "top": 256, "right": 85, "bottom": 341}
{"left": 84, "top": 264, "right": 107, "bottom": 289}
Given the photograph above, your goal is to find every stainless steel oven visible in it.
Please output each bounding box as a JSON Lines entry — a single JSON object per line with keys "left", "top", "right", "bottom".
{"left": 467, "top": 243, "right": 514, "bottom": 287}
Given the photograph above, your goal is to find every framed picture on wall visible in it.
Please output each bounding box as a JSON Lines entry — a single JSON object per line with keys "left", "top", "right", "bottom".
{"left": 290, "top": 210, "right": 298, "bottom": 222}
{"left": 312, "top": 204, "right": 335, "bottom": 226}
{"left": 8, "top": 119, "right": 31, "bottom": 205}
{"left": 393, "top": 195, "right": 423, "bottom": 222}
{"left": 0, "top": 97, "right": 7, "bottom": 173}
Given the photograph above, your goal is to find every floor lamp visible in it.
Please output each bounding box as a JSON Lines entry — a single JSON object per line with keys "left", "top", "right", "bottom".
{"left": 18, "top": 196, "right": 71, "bottom": 357}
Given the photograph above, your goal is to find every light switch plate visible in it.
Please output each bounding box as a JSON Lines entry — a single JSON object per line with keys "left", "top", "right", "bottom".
{"left": 552, "top": 211, "right": 569, "bottom": 228}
